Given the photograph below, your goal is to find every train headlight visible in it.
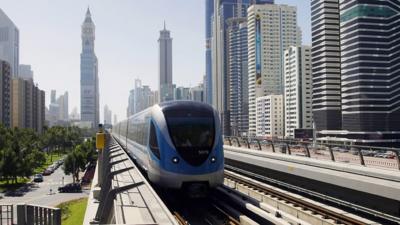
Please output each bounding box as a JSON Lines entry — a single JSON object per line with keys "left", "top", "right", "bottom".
{"left": 210, "top": 156, "right": 216, "bottom": 163}
{"left": 172, "top": 157, "right": 179, "bottom": 164}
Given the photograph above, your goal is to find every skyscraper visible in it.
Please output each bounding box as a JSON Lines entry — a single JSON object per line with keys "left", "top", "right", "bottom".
{"left": 80, "top": 8, "right": 99, "bottom": 128}
{"left": 227, "top": 16, "right": 248, "bottom": 136}
{"left": 284, "top": 46, "right": 312, "bottom": 137}
{"left": 311, "top": 0, "right": 341, "bottom": 131}
{"left": 247, "top": 4, "right": 298, "bottom": 136}
{"left": 211, "top": 0, "right": 274, "bottom": 135}
{"left": 158, "top": 22, "right": 173, "bottom": 103}
{"left": 205, "top": 0, "right": 214, "bottom": 104}
{"left": 0, "top": 60, "right": 11, "bottom": 127}
{"left": 0, "top": 9, "right": 19, "bottom": 77}
{"left": 313, "top": 0, "right": 400, "bottom": 146}
{"left": 19, "top": 64, "right": 34, "bottom": 81}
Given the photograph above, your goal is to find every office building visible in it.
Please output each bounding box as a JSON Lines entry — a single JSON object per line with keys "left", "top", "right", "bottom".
{"left": 311, "top": 0, "right": 342, "bottom": 131}
{"left": 19, "top": 64, "right": 33, "bottom": 81}
{"left": 227, "top": 16, "right": 248, "bottom": 136}
{"left": 284, "top": 46, "right": 312, "bottom": 137}
{"left": 57, "top": 91, "right": 68, "bottom": 121}
{"left": 316, "top": 0, "right": 400, "bottom": 145}
{"left": 11, "top": 78, "right": 45, "bottom": 133}
{"left": 113, "top": 114, "right": 118, "bottom": 125}
{"left": 158, "top": 22, "right": 173, "bottom": 102}
{"left": 256, "top": 95, "right": 283, "bottom": 137}
{"left": 190, "top": 84, "right": 204, "bottom": 102}
{"left": 247, "top": 4, "right": 298, "bottom": 136}
{"left": 174, "top": 87, "right": 190, "bottom": 100}
{"left": 0, "top": 8, "right": 19, "bottom": 77}
{"left": 0, "top": 60, "right": 11, "bottom": 127}
{"left": 80, "top": 8, "right": 99, "bottom": 128}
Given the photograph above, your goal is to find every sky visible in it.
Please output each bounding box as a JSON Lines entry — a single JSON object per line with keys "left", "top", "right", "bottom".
{"left": 0, "top": 0, "right": 311, "bottom": 123}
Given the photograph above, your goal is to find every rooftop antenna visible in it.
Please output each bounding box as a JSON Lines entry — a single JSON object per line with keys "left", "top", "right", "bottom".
{"left": 163, "top": 20, "right": 166, "bottom": 30}
{"left": 237, "top": 0, "right": 243, "bottom": 17}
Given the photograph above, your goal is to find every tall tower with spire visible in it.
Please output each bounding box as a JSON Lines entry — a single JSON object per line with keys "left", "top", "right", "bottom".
{"left": 80, "top": 7, "right": 99, "bottom": 128}
{"left": 158, "top": 22, "right": 173, "bottom": 102}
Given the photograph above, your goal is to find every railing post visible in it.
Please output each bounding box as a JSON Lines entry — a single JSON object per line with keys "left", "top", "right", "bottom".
{"left": 357, "top": 147, "right": 365, "bottom": 166}
{"left": 286, "top": 143, "right": 291, "bottom": 155}
{"left": 234, "top": 137, "right": 241, "bottom": 147}
{"left": 17, "top": 204, "right": 26, "bottom": 225}
{"left": 328, "top": 145, "right": 335, "bottom": 162}
{"left": 53, "top": 208, "right": 61, "bottom": 225}
{"left": 393, "top": 149, "right": 400, "bottom": 171}
{"left": 304, "top": 144, "right": 311, "bottom": 158}
{"left": 244, "top": 138, "right": 250, "bottom": 149}
{"left": 227, "top": 137, "right": 232, "bottom": 146}
{"left": 255, "top": 139, "right": 262, "bottom": 150}
{"left": 270, "top": 141, "right": 276, "bottom": 153}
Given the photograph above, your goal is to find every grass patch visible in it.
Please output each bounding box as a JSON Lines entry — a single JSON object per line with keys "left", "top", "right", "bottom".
{"left": 57, "top": 198, "right": 88, "bottom": 225}
{"left": 0, "top": 177, "right": 30, "bottom": 192}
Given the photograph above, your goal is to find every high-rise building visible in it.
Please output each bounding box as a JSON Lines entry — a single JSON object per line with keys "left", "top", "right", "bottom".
{"left": 103, "top": 105, "right": 112, "bottom": 125}
{"left": 0, "top": 9, "right": 19, "bottom": 77}
{"left": 256, "top": 95, "right": 283, "bottom": 137}
{"left": 174, "top": 87, "right": 190, "bottom": 100}
{"left": 80, "top": 8, "right": 99, "bottom": 128}
{"left": 247, "top": 4, "right": 298, "bottom": 136}
{"left": 127, "top": 89, "right": 135, "bottom": 117}
{"left": 227, "top": 16, "right": 248, "bottom": 136}
{"left": 18, "top": 64, "right": 33, "bottom": 81}
{"left": 211, "top": 0, "right": 274, "bottom": 135}
{"left": 11, "top": 78, "right": 45, "bottom": 133}
{"left": 158, "top": 22, "right": 173, "bottom": 103}
{"left": 311, "top": 0, "right": 342, "bottom": 131}
{"left": 57, "top": 91, "right": 68, "bottom": 121}
{"left": 284, "top": 46, "right": 312, "bottom": 137}
{"left": 205, "top": 0, "right": 214, "bottom": 104}
{"left": 50, "top": 90, "right": 56, "bottom": 104}
{"left": 0, "top": 60, "right": 11, "bottom": 127}
{"left": 190, "top": 84, "right": 204, "bottom": 102}
{"left": 312, "top": 0, "right": 400, "bottom": 146}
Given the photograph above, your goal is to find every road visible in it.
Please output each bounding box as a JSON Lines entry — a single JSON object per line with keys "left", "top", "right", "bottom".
{"left": 0, "top": 165, "right": 88, "bottom": 222}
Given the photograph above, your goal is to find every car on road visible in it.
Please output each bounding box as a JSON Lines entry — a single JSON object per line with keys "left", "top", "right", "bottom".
{"left": 33, "top": 174, "right": 43, "bottom": 182}
{"left": 42, "top": 169, "right": 52, "bottom": 176}
{"left": 58, "top": 183, "right": 82, "bottom": 193}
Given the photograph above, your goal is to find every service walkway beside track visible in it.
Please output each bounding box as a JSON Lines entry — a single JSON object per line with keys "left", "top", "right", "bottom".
{"left": 224, "top": 145, "right": 400, "bottom": 218}
{"left": 83, "top": 134, "right": 178, "bottom": 225}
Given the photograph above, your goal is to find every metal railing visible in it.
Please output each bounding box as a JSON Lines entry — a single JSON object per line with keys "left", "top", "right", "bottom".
{"left": 224, "top": 136, "right": 400, "bottom": 171}
{"left": 16, "top": 204, "right": 60, "bottom": 225}
{"left": 0, "top": 205, "right": 13, "bottom": 225}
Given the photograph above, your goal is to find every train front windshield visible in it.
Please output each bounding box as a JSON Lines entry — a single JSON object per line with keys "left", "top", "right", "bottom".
{"left": 164, "top": 105, "right": 215, "bottom": 166}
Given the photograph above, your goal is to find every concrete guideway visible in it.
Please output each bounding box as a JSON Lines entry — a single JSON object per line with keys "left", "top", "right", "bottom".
{"left": 83, "top": 135, "right": 178, "bottom": 225}
{"left": 224, "top": 145, "right": 400, "bottom": 218}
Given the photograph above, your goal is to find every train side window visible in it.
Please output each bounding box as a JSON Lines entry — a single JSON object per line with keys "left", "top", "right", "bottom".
{"left": 149, "top": 121, "right": 160, "bottom": 159}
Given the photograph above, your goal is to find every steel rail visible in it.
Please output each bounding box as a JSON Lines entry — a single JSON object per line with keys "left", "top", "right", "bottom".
{"left": 224, "top": 167, "right": 381, "bottom": 225}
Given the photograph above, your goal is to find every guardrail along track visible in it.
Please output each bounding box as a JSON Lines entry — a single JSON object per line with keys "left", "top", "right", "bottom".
{"left": 224, "top": 167, "right": 386, "bottom": 225}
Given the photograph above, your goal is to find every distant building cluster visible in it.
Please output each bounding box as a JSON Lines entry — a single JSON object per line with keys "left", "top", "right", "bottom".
{"left": 206, "top": 0, "right": 400, "bottom": 146}
{"left": 46, "top": 90, "right": 69, "bottom": 127}
{"left": 0, "top": 9, "right": 45, "bottom": 133}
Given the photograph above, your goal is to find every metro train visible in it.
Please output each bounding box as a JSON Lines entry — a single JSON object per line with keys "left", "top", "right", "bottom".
{"left": 113, "top": 101, "right": 224, "bottom": 192}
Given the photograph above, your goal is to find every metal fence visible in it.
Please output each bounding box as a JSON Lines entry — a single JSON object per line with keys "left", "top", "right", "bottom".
{"left": 0, "top": 205, "right": 13, "bottom": 225}
{"left": 224, "top": 136, "right": 400, "bottom": 171}
{"left": 16, "top": 204, "right": 60, "bottom": 225}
